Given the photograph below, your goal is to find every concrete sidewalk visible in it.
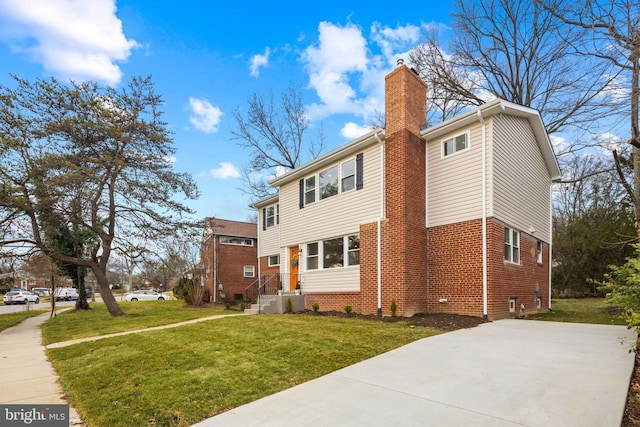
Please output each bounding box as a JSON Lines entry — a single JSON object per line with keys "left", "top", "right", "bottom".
{"left": 0, "top": 312, "right": 83, "bottom": 424}
{"left": 194, "top": 320, "right": 637, "bottom": 427}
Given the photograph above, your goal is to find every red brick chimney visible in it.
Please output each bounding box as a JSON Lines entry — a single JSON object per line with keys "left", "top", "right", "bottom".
{"left": 381, "top": 60, "right": 428, "bottom": 316}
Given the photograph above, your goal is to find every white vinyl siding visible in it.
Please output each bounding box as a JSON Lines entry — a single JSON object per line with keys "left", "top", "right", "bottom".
{"left": 279, "top": 143, "right": 382, "bottom": 246}
{"left": 257, "top": 211, "right": 280, "bottom": 258}
{"left": 427, "top": 123, "right": 485, "bottom": 226}
{"left": 492, "top": 115, "right": 552, "bottom": 243}
{"left": 302, "top": 266, "right": 360, "bottom": 293}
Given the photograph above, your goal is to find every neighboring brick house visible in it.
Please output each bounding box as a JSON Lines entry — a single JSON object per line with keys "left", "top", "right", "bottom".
{"left": 252, "top": 61, "right": 561, "bottom": 319}
{"left": 201, "top": 218, "right": 258, "bottom": 303}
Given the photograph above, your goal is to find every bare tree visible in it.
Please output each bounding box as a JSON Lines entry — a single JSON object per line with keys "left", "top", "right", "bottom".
{"left": 552, "top": 152, "right": 635, "bottom": 294}
{"left": 232, "top": 85, "right": 324, "bottom": 201}
{"left": 409, "top": 0, "right": 620, "bottom": 133}
{"left": 537, "top": 0, "right": 640, "bottom": 238}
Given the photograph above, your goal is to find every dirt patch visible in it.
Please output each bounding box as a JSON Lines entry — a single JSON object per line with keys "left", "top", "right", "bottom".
{"left": 298, "top": 310, "right": 488, "bottom": 331}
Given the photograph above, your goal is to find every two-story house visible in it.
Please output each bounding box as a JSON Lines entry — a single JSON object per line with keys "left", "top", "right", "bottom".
{"left": 201, "top": 218, "right": 258, "bottom": 303}
{"left": 253, "top": 61, "right": 560, "bottom": 319}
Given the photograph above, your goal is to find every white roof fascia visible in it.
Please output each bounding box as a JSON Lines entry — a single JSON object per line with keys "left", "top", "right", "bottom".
{"left": 250, "top": 193, "right": 280, "bottom": 209}
{"left": 269, "top": 128, "right": 385, "bottom": 188}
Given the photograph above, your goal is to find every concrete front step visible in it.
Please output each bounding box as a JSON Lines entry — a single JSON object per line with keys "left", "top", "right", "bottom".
{"left": 244, "top": 294, "right": 306, "bottom": 314}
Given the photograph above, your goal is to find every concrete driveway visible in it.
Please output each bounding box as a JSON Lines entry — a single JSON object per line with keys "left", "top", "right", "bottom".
{"left": 194, "top": 319, "right": 636, "bottom": 427}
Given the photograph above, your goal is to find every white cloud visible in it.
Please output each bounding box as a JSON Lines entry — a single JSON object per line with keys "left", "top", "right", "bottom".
{"left": 163, "top": 156, "right": 177, "bottom": 164}
{"left": 250, "top": 47, "right": 270, "bottom": 77}
{"left": 189, "top": 97, "right": 223, "bottom": 133}
{"left": 209, "top": 162, "right": 240, "bottom": 179}
{"left": 302, "top": 21, "right": 423, "bottom": 127}
{"left": 0, "top": 0, "right": 138, "bottom": 85}
{"left": 592, "top": 131, "right": 623, "bottom": 152}
{"left": 341, "top": 122, "right": 371, "bottom": 139}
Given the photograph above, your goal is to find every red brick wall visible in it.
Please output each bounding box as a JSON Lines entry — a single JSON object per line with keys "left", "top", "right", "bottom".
{"left": 486, "top": 219, "right": 550, "bottom": 319}
{"left": 259, "top": 256, "right": 280, "bottom": 279}
{"left": 201, "top": 237, "right": 257, "bottom": 303}
{"left": 427, "top": 219, "right": 484, "bottom": 316}
{"left": 426, "top": 218, "right": 550, "bottom": 319}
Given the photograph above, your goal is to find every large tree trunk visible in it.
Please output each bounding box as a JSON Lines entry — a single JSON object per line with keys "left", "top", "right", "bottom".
{"left": 92, "top": 265, "right": 125, "bottom": 317}
{"left": 74, "top": 265, "right": 90, "bottom": 311}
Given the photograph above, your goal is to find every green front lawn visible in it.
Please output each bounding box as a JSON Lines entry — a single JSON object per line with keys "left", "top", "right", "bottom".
{"left": 46, "top": 314, "right": 440, "bottom": 427}
{"left": 41, "top": 300, "right": 233, "bottom": 345}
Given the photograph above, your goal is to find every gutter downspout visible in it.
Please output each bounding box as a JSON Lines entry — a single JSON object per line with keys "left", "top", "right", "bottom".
{"left": 477, "top": 110, "right": 489, "bottom": 320}
{"left": 548, "top": 189, "right": 553, "bottom": 311}
{"left": 374, "top": 130, "right": 385, "bottom": 317}
{"left": 213, "top": 236, "right": 218, "bottom": 304}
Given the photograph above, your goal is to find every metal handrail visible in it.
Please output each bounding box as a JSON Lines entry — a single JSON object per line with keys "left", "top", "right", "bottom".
{"left": 244, "top": 273, "right": 281, "bottom": 305}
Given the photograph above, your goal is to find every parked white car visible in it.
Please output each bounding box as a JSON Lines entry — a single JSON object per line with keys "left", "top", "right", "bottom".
{"left": 4, "top": 290, "right": 40, "bottom": 305}
{"left": 125, "top": 290, "right": 171, "bottom": 301}
{"left": 55, "top": 287, "right": 79, "bottom": 301}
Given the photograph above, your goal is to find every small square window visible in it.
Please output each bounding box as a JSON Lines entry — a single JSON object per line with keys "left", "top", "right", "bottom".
{"left": 443, "top": 133, "right": 468, "bottom": 156}
{"left": 268, "top": 255, "right": 280, "bottom": 267}
{"left": 244, "top": 266, "right": 255, "bottom": 278}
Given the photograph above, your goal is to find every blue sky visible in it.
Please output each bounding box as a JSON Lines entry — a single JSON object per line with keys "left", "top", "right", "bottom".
{"left": 0, "top": 0, "right": 455, "bottom": 222}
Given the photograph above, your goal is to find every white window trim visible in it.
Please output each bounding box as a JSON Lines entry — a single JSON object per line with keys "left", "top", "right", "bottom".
{"left": 504, "top": 227, "right": 520, "bottom": 264}
{"left": 341, "top": 158, "right": 356, "bottom": 193}
{"left": 441, "top": 131, "right": 470, "bottom": 158}
{"left": 268, "top": 254, "right": 280, "bottom": 267}
{"left": 509, "top": 298, "right": 516, "bottom": 313}
{"left": 243, "top": 265, "right": 255, "bottom": 278}
{"left": 304, "top": 234, "right": 360, "bottom": 271}
{"left": 220, "top": 236, "right": 254, "bottom": 246}
{"left": 303, "top": 155, "right": 360, "bottom": 205}
{"left": 536, "top": 240, "right": 543, "bottom": 264}
{"left": 266, "top": 204, "right": 279, "bottom": 228}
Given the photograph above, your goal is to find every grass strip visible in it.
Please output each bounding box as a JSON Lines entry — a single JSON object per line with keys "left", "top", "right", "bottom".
{"left": 0, "top": 310, "right": 48, "bottom": 332}
{"left": 47, "top": 314, "right": 441, "bottom": 427}
{"left": 525, "top": 297, "right": 626, "bottom": 325}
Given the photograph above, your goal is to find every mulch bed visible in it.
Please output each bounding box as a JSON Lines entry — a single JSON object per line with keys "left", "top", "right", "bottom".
{"left": 298, "top": 309, "right": 488, "bottom": 330}
{"left": 623, "top": 337, "right": 640, "bottom": 426}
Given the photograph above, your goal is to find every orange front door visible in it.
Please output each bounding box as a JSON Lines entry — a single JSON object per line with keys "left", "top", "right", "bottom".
{"left": 289, "top": 246, "right": 299, "bottom": 291}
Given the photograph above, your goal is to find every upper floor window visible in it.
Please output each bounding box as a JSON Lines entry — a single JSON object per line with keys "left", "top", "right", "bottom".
{"left": 300, "top": 153, "right": 363, "bottom": 207}
{"left": 319, "top": 165, "right": 339, "bottom": 200}
{"left": 304, "top": 176, "right": 316, "bottom": 205}
{"left": 443, "top": 132, "right": 468, "bottom": 157}
{"left": 220, "top": 236, "right": 254, "bottom": 246}
{"left": 504, "top": 227, "right": 520, "bottom": 264}
{"left": 265, "top": 204, "right": 279, "bottom": 228}
{"left": 341, "top": 159, "right": 355, "bottom": 192}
